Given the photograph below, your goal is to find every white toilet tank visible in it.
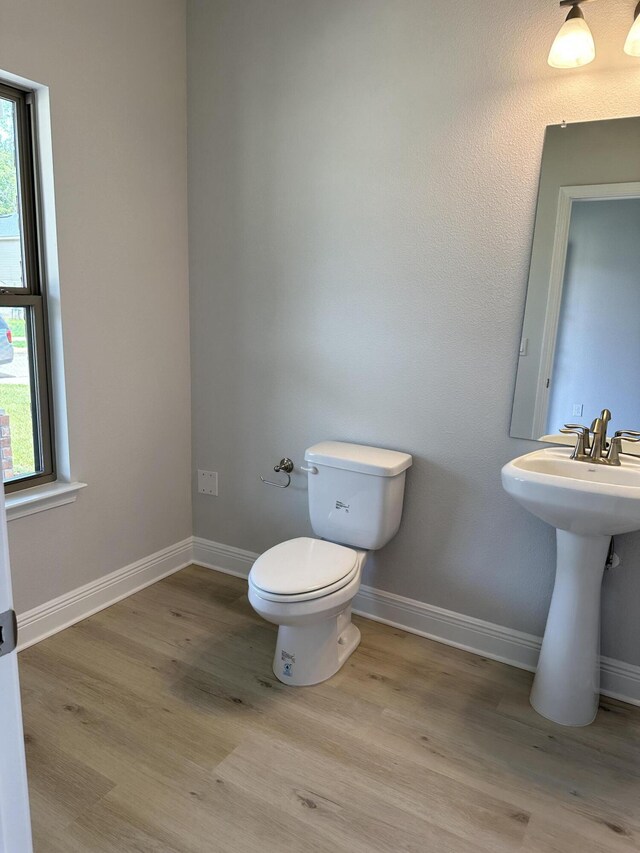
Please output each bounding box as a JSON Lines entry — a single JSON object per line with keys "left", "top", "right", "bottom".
{"left": 304, "top": 441, "right": 412, "bottom": 550}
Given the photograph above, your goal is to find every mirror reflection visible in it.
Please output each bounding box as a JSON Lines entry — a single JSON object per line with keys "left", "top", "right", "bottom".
{"left": 511, "top": 117, "right": 640, "bottom": 445}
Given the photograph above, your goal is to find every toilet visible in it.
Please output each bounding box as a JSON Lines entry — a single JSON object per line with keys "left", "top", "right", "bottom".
{"left": 248, "top": 441, "right": 412, "bottom": 685}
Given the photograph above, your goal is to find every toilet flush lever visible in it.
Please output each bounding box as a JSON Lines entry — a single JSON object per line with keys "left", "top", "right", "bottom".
{"left": 300, "top": 465, "right": 318, "bottom": 474}
{"left": 260, "top": 458, "right": 294, "bottom": 488}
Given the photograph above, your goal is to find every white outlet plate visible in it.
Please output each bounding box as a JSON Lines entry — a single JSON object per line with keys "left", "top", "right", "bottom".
{"left": 198, "top": 470, "right": 218, "bottom": 496}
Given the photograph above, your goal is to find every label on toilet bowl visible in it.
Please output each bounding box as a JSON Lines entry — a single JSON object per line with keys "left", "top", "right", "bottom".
{"left": 281, "top": 649, "right": 295, "bottom": 677}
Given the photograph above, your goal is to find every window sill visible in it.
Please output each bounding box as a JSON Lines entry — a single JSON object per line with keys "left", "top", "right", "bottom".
{"left": 5, "top": 481, "right": 87, "bottom": 522}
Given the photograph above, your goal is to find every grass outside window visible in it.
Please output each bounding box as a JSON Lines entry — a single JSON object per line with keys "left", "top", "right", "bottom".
{"left": 0, "top": 385, "right": 35, "bottom": 477}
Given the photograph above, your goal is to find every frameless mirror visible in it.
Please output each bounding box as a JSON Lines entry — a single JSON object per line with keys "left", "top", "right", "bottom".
{"left": 511, "top": 116, "right": 640, "bottom": 446}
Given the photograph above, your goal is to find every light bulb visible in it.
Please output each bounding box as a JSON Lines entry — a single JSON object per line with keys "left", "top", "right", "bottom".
{"left": 624, "top": 3, "right": 640, "bottom": 56}
{"left": 548, "top": 6, "right": 596, "bottom": 68}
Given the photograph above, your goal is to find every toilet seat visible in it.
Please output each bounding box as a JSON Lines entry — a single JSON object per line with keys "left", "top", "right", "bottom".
{"left": 249, "top": 537, "right": 358, "bottom": 602}
{"left": 249, "top": 562, "right": 360, "bottom": 603}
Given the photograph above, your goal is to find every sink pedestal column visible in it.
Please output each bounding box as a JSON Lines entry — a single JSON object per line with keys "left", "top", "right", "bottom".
{"left": 530, "top": 530, "right": 609, "bottom": 726}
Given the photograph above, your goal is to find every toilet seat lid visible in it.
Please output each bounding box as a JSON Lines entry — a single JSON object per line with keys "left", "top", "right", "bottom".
{"left": 250, "top": 537, "right": 357, "bottom": 595}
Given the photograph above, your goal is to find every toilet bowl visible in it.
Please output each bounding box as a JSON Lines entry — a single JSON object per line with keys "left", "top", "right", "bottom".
{"left": 248, "top": 441, "right": 412, "bottom": 686}
{"left": 248, "top": 537, "right": 368, "bottom": 685}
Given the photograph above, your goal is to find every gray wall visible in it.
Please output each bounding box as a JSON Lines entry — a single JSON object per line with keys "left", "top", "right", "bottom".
{"left": 188, "top": 0, "right": 640, "bottom": 664}
{"left": 2, "top": 0, "right": 192, "bottom": 613}
{"left": 547, "top": 198, "right": 640, "bottom": 435}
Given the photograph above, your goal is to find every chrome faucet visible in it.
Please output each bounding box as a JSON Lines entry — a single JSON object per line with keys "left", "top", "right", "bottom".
{"left": 561, "top": 409, "right": 640, "bottom": 466}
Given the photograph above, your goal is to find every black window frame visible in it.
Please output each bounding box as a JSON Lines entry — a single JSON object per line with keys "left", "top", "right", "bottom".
{"left": 0, "top": 80, "right": 55, "bottom": 494}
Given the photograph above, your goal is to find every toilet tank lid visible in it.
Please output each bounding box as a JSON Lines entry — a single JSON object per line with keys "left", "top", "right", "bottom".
{"left": 304, "top": 441, "right": 412, "bottom": 477}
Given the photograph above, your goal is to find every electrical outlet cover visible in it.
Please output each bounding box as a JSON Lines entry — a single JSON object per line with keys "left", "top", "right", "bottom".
{"left": 198, "top": 470, "right": 218, "bottom": 496}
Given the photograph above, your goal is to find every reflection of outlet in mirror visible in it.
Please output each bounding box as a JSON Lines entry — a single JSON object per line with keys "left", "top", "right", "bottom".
{"left": 198, "top": 470, "right": 218, "bottom": 496}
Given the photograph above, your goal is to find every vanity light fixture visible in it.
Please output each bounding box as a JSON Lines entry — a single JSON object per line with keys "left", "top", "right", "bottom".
{"left": 624, "top": 1, "right": 640, "bottom": 55}
{"left": 548, "top": 0, "right": 596, "bottom": 68}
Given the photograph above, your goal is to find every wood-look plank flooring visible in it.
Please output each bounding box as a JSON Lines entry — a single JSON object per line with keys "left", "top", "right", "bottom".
{"left": 18, "top": 565, "right": 640, "bottom": 852}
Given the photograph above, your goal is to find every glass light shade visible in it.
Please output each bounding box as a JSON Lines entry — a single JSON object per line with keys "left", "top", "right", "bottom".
{"left": 548, "top": 15, "right": 596, "bottom": 68}
{"left": 624, "top": 14, "right": 640, "bottom": 56}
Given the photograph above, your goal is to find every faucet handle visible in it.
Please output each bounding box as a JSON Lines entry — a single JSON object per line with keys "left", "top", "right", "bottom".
{"left": 560, "top": 427, "right": 590, "bottom": 459}
{"left": 562, "top": 424, "right": 591, "bottom": 452}
{"left": 607, "top": 434, "right": 640, "bottom": 465}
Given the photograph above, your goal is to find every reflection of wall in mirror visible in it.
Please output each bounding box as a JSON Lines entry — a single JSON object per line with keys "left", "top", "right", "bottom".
{"left": 546, "top": 197, "right": 640, "bottom": 436}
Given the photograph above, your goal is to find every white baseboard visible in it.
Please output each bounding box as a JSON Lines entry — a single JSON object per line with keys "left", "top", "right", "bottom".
{"left": 17, "top": 537, "right": 193, "bottom": 651}
{"left": 351, "top": 584, "right": 542, "bottom": 672}
{"left": 191, "top": 537, "right": 640, "bottom": 708}
{"left": 192, "top": 536, "right": 256, "bottom": 577}
{"left": 598, "top": 656, "right": 640, "bottom": 706}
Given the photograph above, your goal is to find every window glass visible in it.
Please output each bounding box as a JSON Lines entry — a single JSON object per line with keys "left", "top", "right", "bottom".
{"left": 0, "top": 97, "right": 25, "bottom": 288}
{"left": 0, "top": 306, "right": 38, "bottom": 482}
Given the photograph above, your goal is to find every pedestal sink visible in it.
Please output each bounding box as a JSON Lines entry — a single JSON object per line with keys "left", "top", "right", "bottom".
{"left": 502, "top": 446, "right": 640, "bottom": 726}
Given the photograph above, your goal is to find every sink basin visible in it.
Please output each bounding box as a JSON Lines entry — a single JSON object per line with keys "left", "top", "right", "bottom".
{"left": 502, "top": 446, "right": 640, "bottom": 536}
{"left": 502, "top": 446, "right": 640, "bottom": 727}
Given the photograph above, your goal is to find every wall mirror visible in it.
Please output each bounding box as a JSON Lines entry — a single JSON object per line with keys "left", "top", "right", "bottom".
{"left": 511, "top": 116, "right": 640, "bottom": 446}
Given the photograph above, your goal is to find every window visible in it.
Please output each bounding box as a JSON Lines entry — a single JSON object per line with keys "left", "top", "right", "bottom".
{"left": 0, "top": 81, "right": 54, "bottom": 493}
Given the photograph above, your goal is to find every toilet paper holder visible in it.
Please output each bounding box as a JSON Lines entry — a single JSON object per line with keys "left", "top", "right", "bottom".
{"left": 260, "top": 457, "right": 294, "bottom": 488}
